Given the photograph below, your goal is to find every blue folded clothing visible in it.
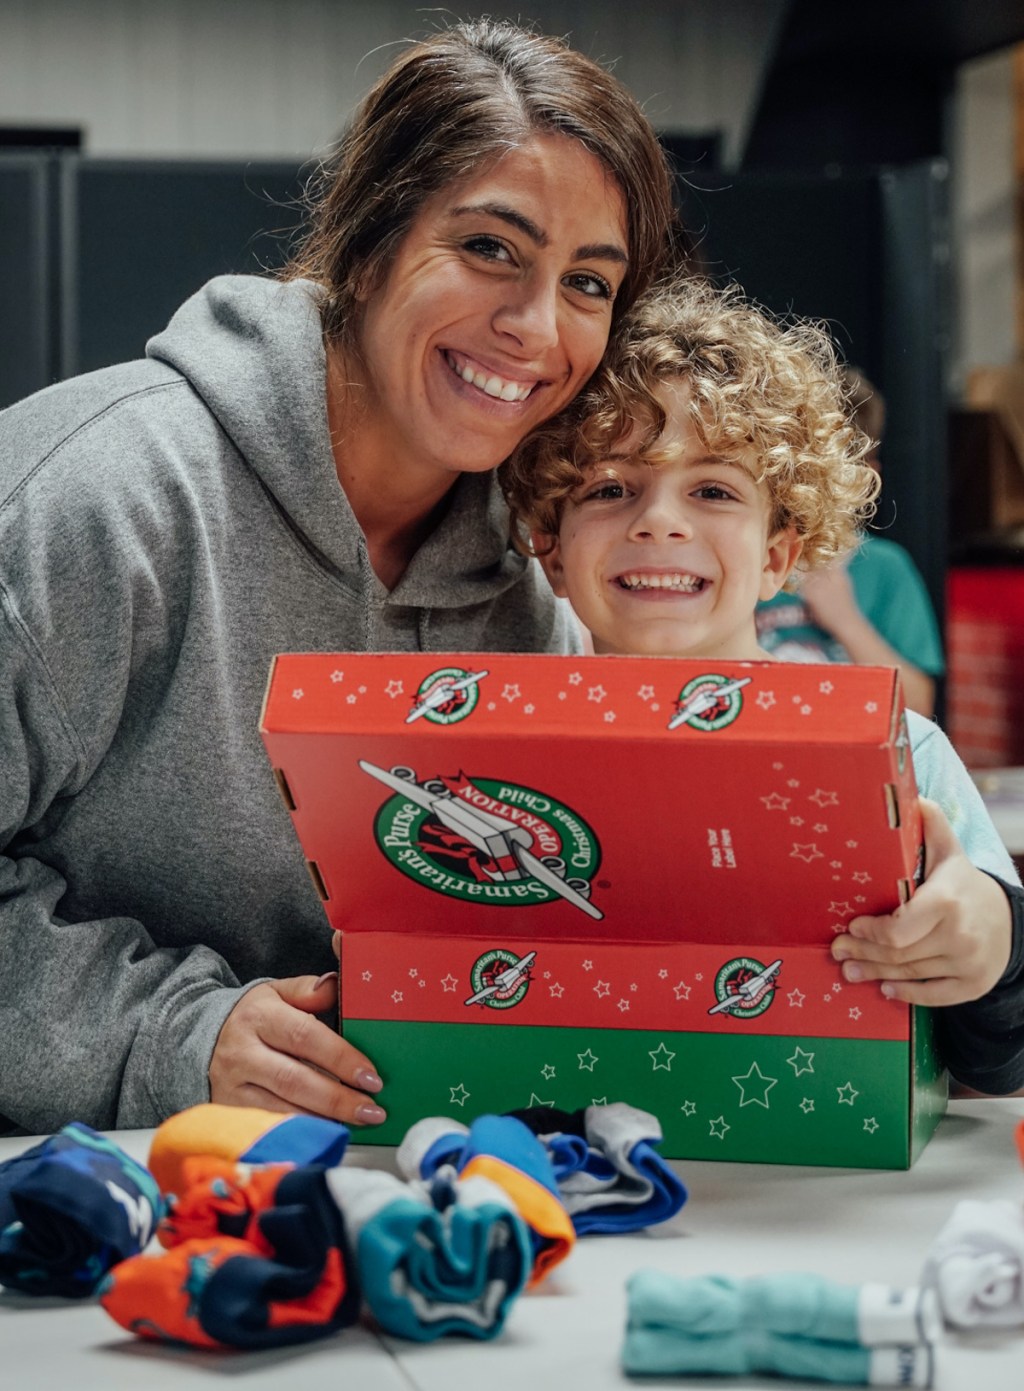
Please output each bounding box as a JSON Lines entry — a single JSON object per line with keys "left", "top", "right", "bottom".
{"left": 327, "top": 1166, "right": 531, "bottom": 1341}
{"left": 624, "top": 1270, "right": 940, "bottom": 1387}
{"left": 0, "top": 1122, "right": 163, "bottom": 1297}
{"left": 509, "top": 1102, "right": 687, "bottom": 1235}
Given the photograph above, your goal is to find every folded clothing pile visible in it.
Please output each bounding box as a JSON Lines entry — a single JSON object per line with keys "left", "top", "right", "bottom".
{"left": 921, "top": 1198, "right": 1024, "bottom": 1330}
{"left": 399, "top": 1101, "right": 686, "bottom": 1243}
{"left": 0, "top": 1122, "right": 162, "bottom": 1298}
{"left": 1, "top": 1098, "right": 687, "bottom": 1351}
{"left": 624, "top": 1270, "right": 941, "bottom": 1387}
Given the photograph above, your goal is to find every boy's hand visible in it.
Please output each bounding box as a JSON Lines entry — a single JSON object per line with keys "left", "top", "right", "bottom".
{"left": 209, "top": 973, "right": 386, "bottom": 1125}
{"left": 831, "top": 798, "right": 1013, "bottom": 1006}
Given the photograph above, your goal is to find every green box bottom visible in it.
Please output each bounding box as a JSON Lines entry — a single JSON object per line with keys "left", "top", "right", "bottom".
{"left": 346, "top": 1019, "right": 946, "bottom": 1168}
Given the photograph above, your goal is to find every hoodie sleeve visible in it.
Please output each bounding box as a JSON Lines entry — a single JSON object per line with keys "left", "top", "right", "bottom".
{"left": 0, "top": 586, "right": 257, "bottom": 1134}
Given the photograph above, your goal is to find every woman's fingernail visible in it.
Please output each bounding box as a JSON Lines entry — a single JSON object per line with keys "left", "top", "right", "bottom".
{"left": 832, "top": 947, "right": 848, "bottom": 962}
{"left": 315, "top": 971, "right": 338, "bottom": 990}
{"left": 880, "top": 982, "right": 896, "bottom": 999}
{"left": 356, "top": 1068, "right": 383, "bottom": 1093}
{"left": 843, "top": 962, "right": 863, "bottom": 982}
{"left": 355, "top": 1102, "right": 387, "bottom": 1125}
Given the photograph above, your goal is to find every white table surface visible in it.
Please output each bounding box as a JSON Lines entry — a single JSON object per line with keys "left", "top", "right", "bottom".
{"left": 2, "top": 1098, "right": 1023, "bottom": 1391}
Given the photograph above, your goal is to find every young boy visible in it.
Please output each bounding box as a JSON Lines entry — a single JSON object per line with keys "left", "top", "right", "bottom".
{"left": 501, "top": 276, "right": 1024, "bottom": 1095}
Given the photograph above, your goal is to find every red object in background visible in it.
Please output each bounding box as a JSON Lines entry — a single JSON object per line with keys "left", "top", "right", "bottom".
{"left": 947, "top": 567, "right": 1024, "bottom": 768}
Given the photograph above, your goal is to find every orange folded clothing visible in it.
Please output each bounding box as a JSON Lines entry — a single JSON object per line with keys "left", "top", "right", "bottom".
{"left": 100, "top": 1163, "right": 359, "bottom": 1350}
{"left": 148, "top": 1104, "right": 349, "bottom": 1197}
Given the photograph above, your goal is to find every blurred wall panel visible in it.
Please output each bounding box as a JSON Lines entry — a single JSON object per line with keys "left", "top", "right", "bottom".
{"left": 0, "top": 156, "right": 56, "bottom": 410}
{"left": 61, "top": 160, "right": 306, "bottom": 376}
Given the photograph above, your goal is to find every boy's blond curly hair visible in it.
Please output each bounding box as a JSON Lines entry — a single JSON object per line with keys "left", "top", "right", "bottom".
{"left": 500, "top": 275, "right": 880, "bottom": 573}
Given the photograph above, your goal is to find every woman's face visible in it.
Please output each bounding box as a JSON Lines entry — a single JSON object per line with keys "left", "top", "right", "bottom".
{"left": 350, "top": 133, "right": 629, "bottom": 489}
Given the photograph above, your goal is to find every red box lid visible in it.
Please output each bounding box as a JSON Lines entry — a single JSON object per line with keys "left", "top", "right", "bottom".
{"left": 261, "top": 654, "right": 921, "bottom": 947}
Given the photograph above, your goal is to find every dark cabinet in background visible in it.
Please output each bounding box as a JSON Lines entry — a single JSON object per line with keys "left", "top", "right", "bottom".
{"left": 0, "top": 153, "right": 305, "bottom": 404}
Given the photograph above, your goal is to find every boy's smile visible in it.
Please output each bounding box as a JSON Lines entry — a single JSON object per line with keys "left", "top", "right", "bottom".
{"left": 536, "top": 382, "right": 802, "bottom": 660}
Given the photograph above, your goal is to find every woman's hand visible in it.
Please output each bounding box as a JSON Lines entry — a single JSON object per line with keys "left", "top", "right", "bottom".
{"left": 209, "top": 973, "right": 386, "bottom": 1125}
{"left": 831, "top": 798, "right": 1013, "bottom": 1006}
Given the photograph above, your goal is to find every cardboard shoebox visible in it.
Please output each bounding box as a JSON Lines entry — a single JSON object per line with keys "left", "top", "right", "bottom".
{"left": 260, "top": 653, "right": 944, "bottom": 1169}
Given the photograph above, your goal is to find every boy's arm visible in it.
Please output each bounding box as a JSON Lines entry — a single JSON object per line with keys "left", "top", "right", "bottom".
{"left": 935, "top": 874, "right": 1024, "bottom": 1095}
{"left": 831, "top": 798, "right": 1013, "bottom": 1008}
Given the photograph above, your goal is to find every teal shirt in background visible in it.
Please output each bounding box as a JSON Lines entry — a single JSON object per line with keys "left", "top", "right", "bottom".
{"left": 756, "top": 535, "right": 945, "bottom": 676}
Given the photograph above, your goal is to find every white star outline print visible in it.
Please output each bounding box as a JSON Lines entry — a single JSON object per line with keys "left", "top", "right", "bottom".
{"left": 787, "top": 1046, "right": 815, "bottom": 1076}
{"left": 732, "top": 1061, "right": 778, "bottom": 1108}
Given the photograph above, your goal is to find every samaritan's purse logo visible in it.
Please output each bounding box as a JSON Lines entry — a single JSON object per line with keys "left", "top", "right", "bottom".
{"left": 361, "top": 761, "right": 603, "bottom": 916}
{"left": 465, "top": 948, "right": 536, "bottom": 1010}
{"left": 707, "top": 955, "right": 781, "bottom": 1019}
{"left": 406, "top": 666, "right": 487, "bottom": 726}
{"left": 669, "top": 674, "right": 750, "bottom": 732}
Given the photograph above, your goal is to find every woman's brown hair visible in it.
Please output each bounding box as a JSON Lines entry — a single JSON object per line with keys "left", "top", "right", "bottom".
{"left": 283, "top": 19, "right": 679, "bottom": 354}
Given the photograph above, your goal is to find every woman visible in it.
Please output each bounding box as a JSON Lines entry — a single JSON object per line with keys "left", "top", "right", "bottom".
{"left": 0, "top": 21, "right": 678, "bottom": 1133}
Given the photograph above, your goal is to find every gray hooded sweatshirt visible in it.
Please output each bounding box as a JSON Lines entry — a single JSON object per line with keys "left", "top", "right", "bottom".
{"left": 0, "top": 275, "right": 579, "bottom": 1132}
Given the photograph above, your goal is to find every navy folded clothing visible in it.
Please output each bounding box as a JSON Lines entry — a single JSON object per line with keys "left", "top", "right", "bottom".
{"left": 0, "top": 1122, "right": 162, "bottom": 1297}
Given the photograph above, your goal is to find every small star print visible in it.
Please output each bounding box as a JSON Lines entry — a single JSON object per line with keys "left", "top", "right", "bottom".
{"left": 790, "top": 843, "right": 823, "bottom": 863}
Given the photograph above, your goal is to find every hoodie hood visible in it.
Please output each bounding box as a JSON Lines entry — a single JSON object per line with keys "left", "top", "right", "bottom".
{"left": 146, "top": 274, "right": 526, "bottom": 607}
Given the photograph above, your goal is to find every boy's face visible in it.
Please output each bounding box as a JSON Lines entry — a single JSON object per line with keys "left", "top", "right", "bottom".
{"left": 536, "top": 382, "right": 802, "bottom": 660}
